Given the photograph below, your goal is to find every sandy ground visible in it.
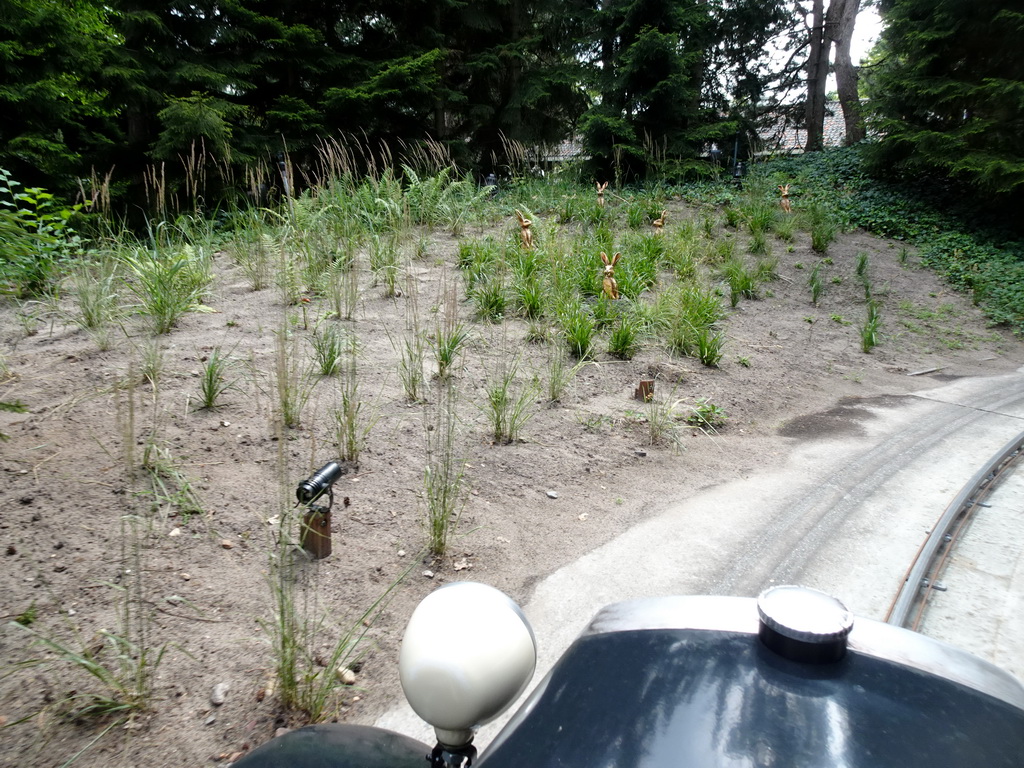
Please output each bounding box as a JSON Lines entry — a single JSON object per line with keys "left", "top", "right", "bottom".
{"left": 1, "top": 199, "right": 1021, "bottom": 767}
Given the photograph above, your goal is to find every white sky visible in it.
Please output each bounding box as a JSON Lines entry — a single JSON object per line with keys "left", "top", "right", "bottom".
{"left": 826, "top": 5, "right": 883, "bottom": 91}
{"left": 851, "top": 5, "right": 883, "bottom": 63}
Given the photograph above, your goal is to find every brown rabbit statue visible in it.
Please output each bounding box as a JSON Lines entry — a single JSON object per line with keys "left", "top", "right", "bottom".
{"left": 515, "top": 210, "right": 533, "bottom": 249}
{"left": 779, "top": 185, "right": 792, "bottom": 214}
{"left": 596, "top": 181, "right": 609, "bottom": 207}
{"left": 601, "top": 252, "right": 621, "bottom": 300}
{"left": 653, "top": 210, "right": 667, "bottom": 233}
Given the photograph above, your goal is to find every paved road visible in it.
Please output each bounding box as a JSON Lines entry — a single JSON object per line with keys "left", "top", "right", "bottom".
{"left": 376, "top": 366, "right": 1024, "bottom": 747}
{"left": 918, "top": 442, "right": 1024, "bottom": 681}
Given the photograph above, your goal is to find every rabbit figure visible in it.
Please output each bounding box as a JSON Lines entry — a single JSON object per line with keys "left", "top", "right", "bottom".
{"left": 653, "top": 210, "right": 667, "bottom": 233}
{"left": 596, "top": 181, "right": 609, "bottom": 207}
{"left": 601, "top": 251, "right": 621, "bottom": 300}
{"left": 515, "top": 210, "right": 533, "bottom": 249}
{"left": 779, "top": 185, "right": 792, "bottom": 214}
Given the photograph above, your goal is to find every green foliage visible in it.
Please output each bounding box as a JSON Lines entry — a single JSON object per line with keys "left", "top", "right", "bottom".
{"left": 396, "top": 333, "right": 427, "bottom": 403}
{"left": 268, "top": 504, "right": 400, "bottom": 721}
{"left": 762, "top": 148, "right": 1024, "bottom": 333}
{"left": 334, "top": 339, "right": 376, "bottom": 465}
{"left": 153, "top": 95, "right": 243, "bottom": 162}
{"left": 0, "top": 0, "right": 119, "bottom": 187}
{"left": 310, "top": 324, "right": 346, "bottom": 377}
{"left": 583, "top": 0, "right": 791, "bottom": 182}
{"left": 0, "top": 169, "right": 83, "bottom": 297}
{"left": 692, "top": 325, "right": 725, "bottom": 368}
{"left": 659, "top": 283, "right": 725, "bottom": 365}
{"left": 274, "top": 328, "right": 315, "bottom": 430}
{"left": 369, "top": 233, "right": 400, "bottom": 298}
{"left": 686, "top": 397, "right": 727, "bottom": 429}
{"left": 71, "top": 258, "right": 121, "bottom": 344}
{"left": 867, "top": 0, "right": 1024, "bottom": 198}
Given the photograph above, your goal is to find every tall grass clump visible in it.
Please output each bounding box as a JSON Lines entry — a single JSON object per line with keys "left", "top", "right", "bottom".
{"left": 369, "top": 233, "right": 401, "bottom": 297}
{"left": 140, "top": 438, "right": 205, "bottom": 521}
{"left": 138, "top": 340, "right": 165, "bottom": 389}
{"left": 423, "top": 385, "right": 466, "bottom": 556}
{"left": 326, "top": 256, "right": 360, "bottom": 321}
{"left": 71, "top": 257, "right": 122, "bottom": 349}
{"left": 856, "top": 252, "right": 870, "bottom": 278}
{"left": 509, "top": 248, "right": 545, "bottom": 319}
{"left": 743, "top": 198, "right": 777, "bottom": 236}
{"left": 809, "top": 262, "right": 825, "bottom": 305}
{"left": 274, "top": 326, "right": 315, "bottom": 429}
{"left": 120, "top": 246, "right": 212, "bottom": 334}
{"left": 333, "top": 334, "right": 375, "bottom": 463}
{"left": 276, "top": 246, "right": 305, "bottom": 306}
{"left": 9, "top": 514, "right": 172, "bottom": 751}
{"left": 642, "top": 395, "right": 686, "bottom": 451}
{"left": 471, "top": 275, "right": 507, "bottom": 322}
{"left": 559, "top": 301, "right": 596, "bottom": 360}
{"left": 616, "top": 239, "right": 660, "bottom": 299}
{"left": 659, "top": 283, "right": 725, "bottom": 366}
{"left": 862, "top": 300, "right": 882, "bottom": 352}
{"left": 608, "top": 315, "right": 642, "bottom": 359}
{"left": 722, "top": 256, "right": 759, "bottom": 307}
{"left": 230, "top": 228, "right": 277, "bottom": 291}
{"left": 481, "top": 354, "right": 539, "bottom": 444}
{"left": 774, "top": 213, "right": 796, "bottom": 242}
{"left": 432, "top": 320, "right": 470, "bottom": 379}
{"left": 266, "top": 491, "right": 400, "bottom": 720}
{"left": 755, "top": 256, "right": 780, "bottom": 284}
{"left": 310, "top": 322, "right": 346, "bottom": 376}
{"left": 546, "top": 348, "right": 583, "bottom": 402}
{"left": 712, "top": 236, "right": 736, "bottom": 264}
{"left": 388, "top": 328, "right": 423, "bottom": 402}
{"left": 748, "top": 228, "right": 770, "bottom": 256}
{"left": 197, "top": 346, "right": 236, "bottom": 409}
{"left": 808, "top": 204, "right": 838, "bottom": 253}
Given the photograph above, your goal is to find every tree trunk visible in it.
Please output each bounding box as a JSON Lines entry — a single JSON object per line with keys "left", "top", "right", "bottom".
{"left": 827, "top": 0, "right": 865, "bottom": 144}
{"left": 804, "top": 0, "right": 828, "bottom": 152}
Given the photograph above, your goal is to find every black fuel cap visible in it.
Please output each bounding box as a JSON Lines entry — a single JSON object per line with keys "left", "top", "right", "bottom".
{"left": 757, "top": 585, "right": 854, "bottom": 664}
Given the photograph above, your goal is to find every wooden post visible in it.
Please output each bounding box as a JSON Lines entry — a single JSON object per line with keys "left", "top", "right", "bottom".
{"left": 301, "top": 507, "right": 332, "bottom": 559}
{"left": 635, "top": 379, "right": 655, "bottom": 402}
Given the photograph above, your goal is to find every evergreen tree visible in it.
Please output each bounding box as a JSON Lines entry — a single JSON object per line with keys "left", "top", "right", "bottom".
{"left": 583, "top": 0, "right": 789, "bottom": 182}
{"left": 868, "top": 0, "right": 1024, "bottom": 197}
{"left": 0, "top": 0, "right": 120, "bottom": 192}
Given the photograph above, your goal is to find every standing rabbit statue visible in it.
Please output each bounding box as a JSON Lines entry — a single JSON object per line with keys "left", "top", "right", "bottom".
{"left": 601, "top": 252, "right": 621, "bottom": 300}
{"left": 515, "top": 210, "right": 533, "bottom": 249}
{"left": 653, "top": 210, "right": 667, "bottom": 233}
{"left": 779, "top": 185, "right": 792, "bottom": 214}
{"left": 596, "top": 181, "right": 609, "bottom": 207}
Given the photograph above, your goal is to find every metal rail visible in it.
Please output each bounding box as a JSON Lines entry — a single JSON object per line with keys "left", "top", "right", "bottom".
{"left": 886, "top": 429, "right": 1024, "bottom": 629}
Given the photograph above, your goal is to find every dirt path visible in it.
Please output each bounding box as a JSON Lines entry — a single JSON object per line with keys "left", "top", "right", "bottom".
{"left": 1, "top": 204, "right": 1021, "bottom": 767}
